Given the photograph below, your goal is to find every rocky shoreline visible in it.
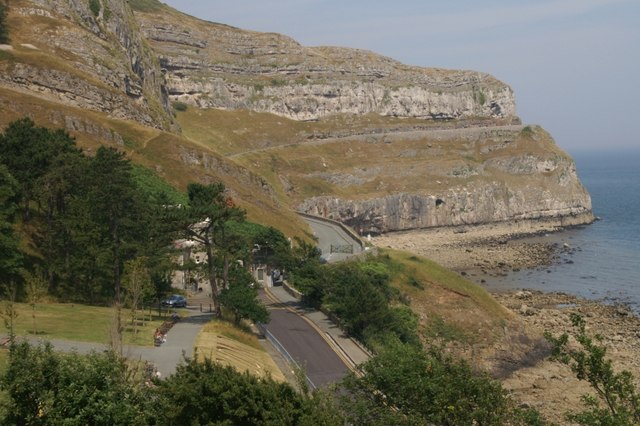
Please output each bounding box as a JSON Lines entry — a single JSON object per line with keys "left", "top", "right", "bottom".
{"left": 373, "top": 221, "right": 640, "bottom": 424}
{"left": 372, "top": 219, "right": 585, "bottom": 275}
{"left": 496, "top": 290, "right": 640, "bottom": 424}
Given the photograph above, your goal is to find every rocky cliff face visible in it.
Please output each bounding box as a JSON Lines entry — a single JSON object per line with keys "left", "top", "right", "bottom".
{"left": 295, "top": 126, "right": 593, "bottom": 233}
{"left": 1, "top": 0, "right": 173, "bottom": 128}
{"left": 0, "top": 1, "right": 593, "bottom": 235}
{"left": 134, "top": 11, "right": 517, "bottom": 122}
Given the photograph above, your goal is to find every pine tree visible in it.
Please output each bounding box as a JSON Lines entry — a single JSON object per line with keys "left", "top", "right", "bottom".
{"left": 0, "top": 3, "right": 9, "bottom": 45}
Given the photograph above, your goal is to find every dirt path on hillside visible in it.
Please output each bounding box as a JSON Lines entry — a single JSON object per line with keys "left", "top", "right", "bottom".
{"left": 227, "top": 124, "right": 524, "bottom": 158}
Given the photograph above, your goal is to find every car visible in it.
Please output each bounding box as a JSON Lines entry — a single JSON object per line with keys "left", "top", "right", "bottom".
{"left": 162, "top": 294, "right": 187, "bottom": 308}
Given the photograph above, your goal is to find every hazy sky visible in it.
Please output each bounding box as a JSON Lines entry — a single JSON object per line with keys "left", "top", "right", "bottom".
{"left": 162, "top": 0, "right": 639, "bottom": 153}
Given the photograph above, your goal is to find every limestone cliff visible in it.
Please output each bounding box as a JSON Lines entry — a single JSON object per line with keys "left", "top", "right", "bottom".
{"left": 134, "top": 11, "right": 517, "bottom": 122}
{"left": 0, "top": 0, "right": 173, "bottom": 128}
{"left": 294, "top": 125, "right": 593, "bottom": 233}
{"left": 0, "top": 0, "right": 593, "bottom": 235}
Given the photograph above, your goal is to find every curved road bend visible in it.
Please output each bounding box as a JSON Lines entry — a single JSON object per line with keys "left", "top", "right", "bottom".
{"left": 260, "top": 291, "right": 350, "bottom": 387}
{"left": 302, "top": 215, "right": 363, "bottom": 263}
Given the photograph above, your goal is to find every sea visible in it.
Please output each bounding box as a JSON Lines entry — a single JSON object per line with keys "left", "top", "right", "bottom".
{"left": 482, "top": 149, "right": 640, "bottom": 314}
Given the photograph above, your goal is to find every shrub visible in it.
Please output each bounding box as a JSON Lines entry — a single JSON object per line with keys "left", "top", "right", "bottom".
{"left": 88, "top": 0, "right": 100, "bottom": 17}
{"left": 172, "top": 101, "right": 188, "bottom": 112}
{"left": 0, "top": 3, "right": 9, "bottom": 44}
{"left": 545, "top": 313, "right": 640, "bottom": 425}
{"left": 341, "top": 341, "right": 542, "bottom": 425}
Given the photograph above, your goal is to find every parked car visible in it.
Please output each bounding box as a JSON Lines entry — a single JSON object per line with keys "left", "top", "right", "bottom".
{"left": 162, "top": 294, "right": 187, "bottom": 308}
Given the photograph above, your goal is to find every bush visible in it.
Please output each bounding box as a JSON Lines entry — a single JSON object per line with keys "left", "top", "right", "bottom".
{"left": 545, "top": 314, "right": 640, "bottom": 425}
{"left": 0, "top": 3, "right": 9, "bottom": 44}
{"left": 340, "top": 341, "right": 542, "bottom": 425}
{"left": 88, "top": 0, "right": 100, "bottom": 17}
{"left": 172, "top": 101, "right": 188, "bottom": 112}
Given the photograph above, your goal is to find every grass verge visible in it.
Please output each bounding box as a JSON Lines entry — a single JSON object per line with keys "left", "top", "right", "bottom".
{"left": 1, "top": 301, "right": 185, "bottom": 346}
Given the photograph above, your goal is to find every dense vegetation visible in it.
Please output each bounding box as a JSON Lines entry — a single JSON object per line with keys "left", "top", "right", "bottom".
{"left": 285, "top": 251, "right": 545, "bottom": 424}
{"left": 0, "top": 118, "right": 276, "bottom": 326}
{"left": 0, "top": 118, "right": 175, "bottom": 304}
{"left": 0, "top": 2, "right": 8, "bottom": 44}
{"left": 0, "top": 341, "right": 339, "bottom": 425}
{"left": 4, "top": 118, "right": 632, "bottom": 424}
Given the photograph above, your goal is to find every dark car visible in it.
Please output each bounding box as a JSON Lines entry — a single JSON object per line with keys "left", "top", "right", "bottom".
{"left": 162, "top": 294, "right": 187, "bottom": 308}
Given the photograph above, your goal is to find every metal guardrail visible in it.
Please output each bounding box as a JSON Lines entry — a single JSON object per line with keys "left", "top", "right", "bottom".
{"left": 330, "top": 244, "right": 353, "bottom": 254}
{"left": 256, "top": 323, "right": 316, "bottom": 391}
{"left": 297, "top": 211, "right": 365, "bottom": 250}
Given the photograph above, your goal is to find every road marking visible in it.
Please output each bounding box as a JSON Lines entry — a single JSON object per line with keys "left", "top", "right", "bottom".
{"left": 263, "top": 287, "right": 357, "bottom": 373}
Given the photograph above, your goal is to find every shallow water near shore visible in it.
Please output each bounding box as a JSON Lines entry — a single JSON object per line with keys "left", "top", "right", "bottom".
{"left": 479, "top": 149, "right": 640, "bottom": 314}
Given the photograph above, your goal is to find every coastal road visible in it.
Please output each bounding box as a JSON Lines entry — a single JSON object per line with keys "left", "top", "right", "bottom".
{"left": 301, "top": 215, "right": 364, "bottom": 263}
{"left": 259, "top": 290, "right": 351, "bottom": 388}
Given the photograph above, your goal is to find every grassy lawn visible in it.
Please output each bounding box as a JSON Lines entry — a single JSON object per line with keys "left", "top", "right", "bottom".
{"left": 2, "top": 302, "right": 186, "bottom": 346}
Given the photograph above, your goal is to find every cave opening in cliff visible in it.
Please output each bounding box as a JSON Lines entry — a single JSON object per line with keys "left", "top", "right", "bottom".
{"left": 435, "top": 198, "right": 445, "bottom": 207}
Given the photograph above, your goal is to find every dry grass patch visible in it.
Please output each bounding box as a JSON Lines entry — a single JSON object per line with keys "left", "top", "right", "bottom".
{"left": 386, "top": 249, "right": 512, "bottom": 346}
{"left": 194, "top": 320, "right": 285, "bottom": 382}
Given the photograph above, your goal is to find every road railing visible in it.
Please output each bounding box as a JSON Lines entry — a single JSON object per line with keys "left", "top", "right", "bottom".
{"left": 256, "top": 322, "right": 316, "bottom": 391}
{"left": 296, "top": 211, "right": 365, "bottom": 251}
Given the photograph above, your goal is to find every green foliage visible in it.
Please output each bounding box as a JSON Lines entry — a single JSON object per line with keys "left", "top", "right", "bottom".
{"left": 167, "top": 182, "right": 246, "bottom": 315}
{"left": 151, "top": 356, "right": 339, "bottom": 425}
{"left": 131, "top": 164, "right": 188, "bottom": 205}
{"left": 297, "top": 257, "right": 419, "bottom": 349}
{"left": 172, "top": 101, "right": 188, "bottom": 112}
{"left": 424, "top": 315, "right": 469, "bottom": 343}
{"left": 545, "top": 313, "right": 640, "bottom": 425}
{"left": 127, "top": 0, "right": 163, "bottom": 12}
{"left": 22, "top": 268, "right": 48, "bottom": 335}
{"left": 219, "top": 265, "right": 269, "bottom": 325}
{"left": 0, "top": 341, "right": 346, "bottom": 425}
{"left": 270, "top": 77, "right": 288, "bottom": 87}
{"left": 477, "top": 90, "right": 486, "bottom": 105}
{"left": 89, "top": 0, "right": 100, "bottom": 17}
{"left": 0, "top": 284, "right": 18, "bottom": 342}
{"left": 0, "top": 342, "right": 148, "bottom": 425}
{"left": 521, "top": 125, "right": 534, "bottom": 136}
{"left": 0, "top": 165, "right": 21, "bottom": 280}
{"left": 0, "top": 119, "right": 177, "bottom": 305}
{"left": 340, "top": 340, "right": 540, "bottom": 425}
{"left": 0, "top": 3, "right": 8, "bottom": 44}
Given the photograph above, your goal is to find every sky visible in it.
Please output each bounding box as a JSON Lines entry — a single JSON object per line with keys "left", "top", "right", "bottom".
{"left": 161, "top": 0, "right": 639, "bottom": 154}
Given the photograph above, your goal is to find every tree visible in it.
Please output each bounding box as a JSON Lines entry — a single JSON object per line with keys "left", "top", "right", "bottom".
{"left": 0, "top": 342, "right": 148, "bottom": 425}
{"left": 0, "top": 3, "right": 8, "bottom": 44}
{"left": 219, "top": 265, "right": 269, "bottom": 325}
{"left": 0, "top": 282, "right": 18, "bottom": 343}
{"left": 22, "top": 267, "right": 48, "bottom": 335}
{"left": 122, "top": 257, "right": 153, "bottom": 335}
{"left": 545, "top": 313, "right": 640, "bottom": 425}
{"left": 169, "top": 183, "right": 245, "bottom": 316}
{"left": 340, "top": 340, "right": 540, "bottom": 425}
{"left": 0, "top": 165, "right": 21, "bottom": 281}
{"left": 151, "top": 356, "right": 313, "bottom": 425}
{"left": 0, "top": 118, "right": 79, "bottom": 220}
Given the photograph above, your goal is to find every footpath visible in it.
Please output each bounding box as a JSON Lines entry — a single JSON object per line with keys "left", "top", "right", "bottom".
{"left": 2, "top": 290, "right": 370, "bottom": 381}
{"left": 3, "top": 294, "right": 215, "bottom": 378}
{"left": 265, "top": 285, "right": 371, "bottom": 369}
